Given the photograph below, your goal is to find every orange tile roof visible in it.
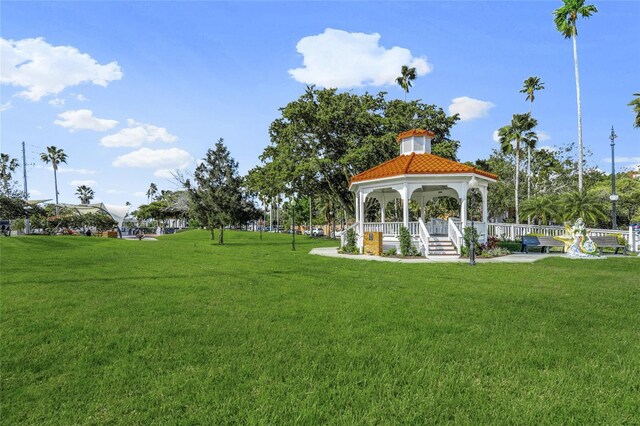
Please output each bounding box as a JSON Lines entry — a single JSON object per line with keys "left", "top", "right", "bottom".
{"left": 396, "top": 129, "right": 435, "bottom": 142}
{"left": 349, "top": 152, "right": 498, "bottom": 186}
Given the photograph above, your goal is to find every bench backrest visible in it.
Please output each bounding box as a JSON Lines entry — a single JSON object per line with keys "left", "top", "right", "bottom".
{"left": 521, "top": 236, "right": 540, "bottom": 245}
{"left": 536, "top": 236, "right": 564, "bottom": 246}
{"left": 590, "top": 235, "right": 623, "bottom": 246}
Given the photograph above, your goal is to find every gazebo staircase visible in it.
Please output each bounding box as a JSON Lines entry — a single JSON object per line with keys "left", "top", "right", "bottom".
{"left": 425, "top": 235, "right": 459, "bottom": 257}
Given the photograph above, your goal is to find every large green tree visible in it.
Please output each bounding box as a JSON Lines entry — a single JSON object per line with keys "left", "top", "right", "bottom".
{"left": 498, "top": 113, "right": 538, "bottom": 224}
{"left": 188, "top": 138, "right": 244, "bottom": 244}
{"left": 519, "top": 76, "right": 545, "bottom": 200}
{"left": 553, "top": 0, "right": 598, "bottom": 193}
{"left": 0, "top": 153, "right": 20, "bottom": 196}
{"left": 258, "top": 86, "right": 460, "bottom": 218}
{"left": 40, "top": 146, "right": 67, "bottom": 216}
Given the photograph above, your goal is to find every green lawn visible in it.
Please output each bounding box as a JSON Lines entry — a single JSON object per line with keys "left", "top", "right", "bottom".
{"left": 1, "top": 231, "right": 639, "bottom": 424}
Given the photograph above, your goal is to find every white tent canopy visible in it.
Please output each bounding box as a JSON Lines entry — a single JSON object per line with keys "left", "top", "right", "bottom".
{"left": 59, "top": 203, "right": 130, "bottom": 231}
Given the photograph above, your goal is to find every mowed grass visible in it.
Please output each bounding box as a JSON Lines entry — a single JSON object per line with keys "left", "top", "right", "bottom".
{"left": 1, "top": 231, "right": 639, "bottom": 424}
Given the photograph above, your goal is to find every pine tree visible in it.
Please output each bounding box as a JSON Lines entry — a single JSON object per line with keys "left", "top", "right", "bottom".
{"left": 189, "top": 138, "right": 243, "bottom": 244}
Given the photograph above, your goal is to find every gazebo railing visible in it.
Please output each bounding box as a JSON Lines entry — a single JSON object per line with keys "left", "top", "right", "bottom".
{"left": 487, "top": 222, "right": 633, "bottom": 243}
{"left": 448, "top": 217, "right": 463, "bottom": 254}
{"left": 363, "top": 221, "right": 436, "bottom": 236}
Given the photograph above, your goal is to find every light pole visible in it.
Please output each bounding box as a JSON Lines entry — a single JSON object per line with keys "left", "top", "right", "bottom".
{"left": 609, "top": 126, "right": 618, "bottom": 230}
{"left": 468, "top": 176, "right": 479, "bottom": 266}
{"left": 291, "top": 197, "right": 296, "bottom": 251}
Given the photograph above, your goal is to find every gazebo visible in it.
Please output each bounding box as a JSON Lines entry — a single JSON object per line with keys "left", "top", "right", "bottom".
{"left": 348, "top": 129, "right": 498, "bottom": 256}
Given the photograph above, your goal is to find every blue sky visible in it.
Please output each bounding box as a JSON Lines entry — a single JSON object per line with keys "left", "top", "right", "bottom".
{"left": 1, "top": 1, "right": 638, "bottom": 209}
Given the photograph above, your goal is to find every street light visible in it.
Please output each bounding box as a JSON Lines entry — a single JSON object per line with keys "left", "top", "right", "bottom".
{"left": 468, "top": 175, "right": 479, "bottom": 266}
{"left": 290, "top": 197, "right": 296, "bottom": 251}
{"left": 609, "top": 126, "right": 618, "bottom": 230}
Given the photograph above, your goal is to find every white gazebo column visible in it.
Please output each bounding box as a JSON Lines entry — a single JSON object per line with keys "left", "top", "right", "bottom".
{"left": 401, "top": 185, "right": 409, "bottom": 228}
{"left": 460, "top": 195, "right": 468, "bottom": 228}
{"left": 358, "top": 190, "right": 365, "bottom": 236}
{"left": 380, "top": 193, "right": 386, "bottom": 223}
{"left": 480, "top": 186, "right": 488, "bottom": 222}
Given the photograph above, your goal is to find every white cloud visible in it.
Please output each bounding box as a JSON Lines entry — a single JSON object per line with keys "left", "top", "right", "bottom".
{"left": 492, "top": 130, "right": 500, "bottom": 143}
{"left": 29, "top": 189, "right": 43, "bottom": 196}
{"left": 536, "top": 130, "right": 550, "bottom": 141}
{"left": 154, "top": 169, "right": 175, "bottom": 178}
{"left": 448, "top": 97, "right": 495, "bottom": 121}
{"left": 289, "top": 28, "right": 432, "bottom": 88}
{"left": 48, "top": 98, "right": 65, "bottom": 107}
{"left": 112, "top": 147, "right": 192, "bottom": 171}
{"left": 69, "top": 179, "right": 97, "bottom": 187}
{"left": 0, "top": 37, "right": 123, "bottom": 101}
{"left": 1, "top": 101, "right": 12, "bottom": 111}
{"left": 58, "top": 167, "right": 98, "bottom": 175}
{"left": 132, "top": 191, "right": 146, "bottom": 198}
{"left": 539, "top": 145, "right": 559, "bottom": 153}
{"left": 603, "top": 156, "right": 640, "bottom": 164}
{"left": 106, "top": 189, "right": 125, "bottom": 194}
{"left": 54, "top": 109, "right": 118, "bottom": 132}
{"left": 74, "top": 94, "right": 87, "bottom": 102}
{"left": 101, "top": 119, "right": 177, "bottom": 147}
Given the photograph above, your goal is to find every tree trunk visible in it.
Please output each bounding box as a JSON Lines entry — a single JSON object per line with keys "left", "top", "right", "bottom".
{"left": 515, "top": 143, "right": 520, "bottom": 225}
{"left": 53, "top": 168, "right": 59, "bottom": 216}
{"left": 573, "top": 32, "right": 583, "bottom": 193}
{"left": 209, "top": 225, "right": 215, "bottom": 240}
{"left": 219, "top": 225, "right": 224, "bottom": 245}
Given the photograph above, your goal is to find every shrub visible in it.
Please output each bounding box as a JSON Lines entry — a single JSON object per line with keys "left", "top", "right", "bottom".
{"left": 383, "top": 247, "right": 397, "bottom": 257}
{"left": 399, "top": 226, "right": 417, "bottom": 257}
{"left": 463, "top": 226, "right": 481, "bottom": 256}
{"left": 340, "top": 228, "right": 358, "bottom": 254}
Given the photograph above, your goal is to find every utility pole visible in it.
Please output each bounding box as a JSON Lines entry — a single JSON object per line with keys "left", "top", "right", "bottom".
{"left": 22, "top": 141, "right": 30, "bottom": 234}
{"left": 609, "top": 127, "right": 618, "bottom": 230}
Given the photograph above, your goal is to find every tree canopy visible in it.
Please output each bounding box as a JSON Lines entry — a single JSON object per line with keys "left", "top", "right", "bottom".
{"left": 251, "top": 86, "right": 460, "bottom": 217}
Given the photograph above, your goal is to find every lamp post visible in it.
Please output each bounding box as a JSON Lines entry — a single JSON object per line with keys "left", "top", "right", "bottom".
{"left": 468, "top": 175, "right": 479, "bottom": 266}
{"left": 609, "top": 126, "right": 618, "bottom": 230}
{"left": 291, "top": 197, "right": 296, "bottom": 251}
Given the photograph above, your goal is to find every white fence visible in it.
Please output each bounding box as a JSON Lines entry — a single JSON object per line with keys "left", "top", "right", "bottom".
{"left": 487, "top": 222, "right": 635, "bottom": 244}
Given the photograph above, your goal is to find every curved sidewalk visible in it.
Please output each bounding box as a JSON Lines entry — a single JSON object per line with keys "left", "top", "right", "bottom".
{"left": 309, "top": 247, "right": 583, "bottom": 263}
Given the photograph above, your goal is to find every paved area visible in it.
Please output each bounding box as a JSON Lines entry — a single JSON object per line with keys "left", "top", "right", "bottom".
{"left": 308, "top": 247, "right": 607, "bottom": 263}
{"left": 122, "top": 235, "right": 158, "bottom": 241}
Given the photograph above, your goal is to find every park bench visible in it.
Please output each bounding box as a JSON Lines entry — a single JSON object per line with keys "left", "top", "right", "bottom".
{"left": 590, "top": 235, "right": 627, "bottom": 255}
{"left": 521, "top": 235, "right": 565, "bottom": 253}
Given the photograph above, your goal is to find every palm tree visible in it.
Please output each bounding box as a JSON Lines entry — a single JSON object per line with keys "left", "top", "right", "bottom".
{"left": 40, "top": 146, "right": 68, "bottom": 215}
{"left": 553, "top": 0, "right": 598, "bottom": 193}
{"left": 560, "top": 190, "right": 607, "bottom": 226}
{"left": 629, "top": 93, "right": 640, "bottom": 128}
{"left": 0, "top": 153, "right": 20, "bottom": 195}
{"left": 75, "top": 185, "right": 95, "bottom": 204}
{"left": 519, "top": 76, "right": 545, "bottom": 200}
{"left": 395, "top": 65, "right": 417, "bottom": 101}
{"left": 520, "top": 195, "right": 558, "bottom": 226}
{"left": 498, "top": 113, "right": 538, "bottom": 224}
{"left": 146, "top": 182, "right": 158, "bottom": 203}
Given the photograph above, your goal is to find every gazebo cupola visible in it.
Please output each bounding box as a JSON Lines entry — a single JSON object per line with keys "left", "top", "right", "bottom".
{"left": 398, "top": 129, "right": 435, "bottom": 155}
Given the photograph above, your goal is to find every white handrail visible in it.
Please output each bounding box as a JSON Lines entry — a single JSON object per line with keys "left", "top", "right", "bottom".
{"left": 340, "top": 222, "right": 358, "bottom": 247}
{"left": 448, "top": 217, "right": 463, "bottom": 254}
{"left": 418, "top": 218, "right": 430, "bottom": 257}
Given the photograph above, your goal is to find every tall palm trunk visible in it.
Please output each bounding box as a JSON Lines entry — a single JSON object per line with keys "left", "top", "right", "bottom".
{"left": 572, "top": 30, "right": 583, "bottom": 193}
{"left": 53, "top": 165, "right": 60, "bottom": 216}
{"left": 515, "top": 142, "right": 520, "bottom": 225}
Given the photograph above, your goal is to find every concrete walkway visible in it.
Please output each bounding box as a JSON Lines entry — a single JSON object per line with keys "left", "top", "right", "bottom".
{"left": 309, "top": 247, "right": 586, "bottom": 263}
